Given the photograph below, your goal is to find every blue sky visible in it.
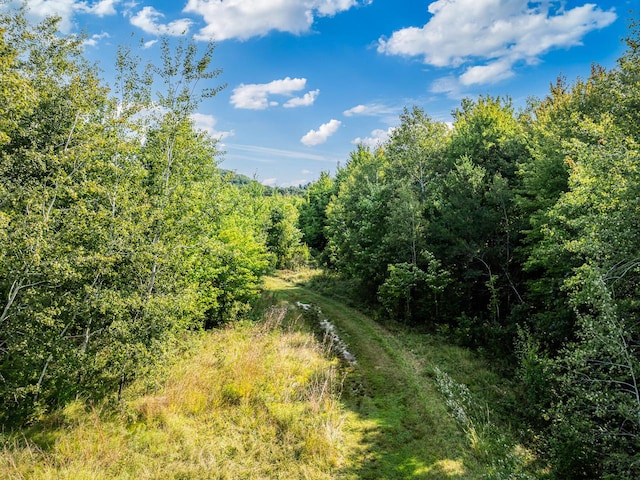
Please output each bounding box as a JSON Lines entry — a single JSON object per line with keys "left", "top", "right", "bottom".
{"left": 6, "top": 0, "right": 633, "bottom": 186}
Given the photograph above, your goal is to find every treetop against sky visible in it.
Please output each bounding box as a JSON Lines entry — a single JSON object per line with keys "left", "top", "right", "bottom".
{"left": 3, "top": 0, "right": 631, "bottom": 186}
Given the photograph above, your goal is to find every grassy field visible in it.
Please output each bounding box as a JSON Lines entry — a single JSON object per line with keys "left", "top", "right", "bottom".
{"left": 264, "top": 270, "right": 540, "bottom": 479}
{"left": 1, "top": 269, "right": 541, "bottom": 479}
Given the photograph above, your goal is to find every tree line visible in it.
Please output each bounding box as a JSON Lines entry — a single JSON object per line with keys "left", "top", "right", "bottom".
{"left": 0, "top": 9, "right": 307, "bottom": 426}
{"left": 299, "top": 22, "right": 640, "bottom": 479}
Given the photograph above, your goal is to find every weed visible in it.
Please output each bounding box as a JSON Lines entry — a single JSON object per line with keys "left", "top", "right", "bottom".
{"left": 0, "top": 304, "right": 353, "bottom": 479}
{"left": 434, "top": 366, "right": 538, "bottom": 479}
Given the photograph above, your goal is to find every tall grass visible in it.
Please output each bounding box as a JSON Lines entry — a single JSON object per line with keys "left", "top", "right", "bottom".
{"left": 0, "top": 306, "right": 356, "bottom": 479}
{"left": 433, "top": 366, "right": 538, "bottom": 479}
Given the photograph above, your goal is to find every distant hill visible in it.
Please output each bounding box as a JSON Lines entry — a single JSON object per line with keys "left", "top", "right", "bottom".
{"left": 221, "top": 169, "right": 309, "bottom": 196}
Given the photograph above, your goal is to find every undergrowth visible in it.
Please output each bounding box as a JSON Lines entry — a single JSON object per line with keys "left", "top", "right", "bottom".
{"left": 0, "top": 306, "right": 356, "bottom": 479}
{"left": 1, "top": 270, "right": 546, "bottom": 479}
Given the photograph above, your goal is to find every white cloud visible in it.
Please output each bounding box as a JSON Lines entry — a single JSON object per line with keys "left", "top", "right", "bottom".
{"left": 301, "top": 169, "right": 313, "bottom": 175}
{"left": 83, "top": 31, "right": 110, "bottom": 47}
{"left": 2, "top": 0, "right": 119, "bottom": 32}
{"left": 82, "top": 0, "right": 119, "bottom": 16}
{"left": 284, "top": 89, "right": 320, "bottom": 108}
{"left": 351, "top": 127, "right": 395, "bottom": 148}
{"left": 301, "top": 119, "right": 341, "bottom": 146}
{"left": 191, "top": 113, "right": 234, "bottom": 140}
{"left": 378, "top": 0, "right": 616, "bottom": 86}
{"left": 459, "top": 58, "right": 515, "bottom": 86}
{"left": 130, "top": 6, "right": 192, "bottom": 36}
{"left": 183, "top": 0, "right": 365, "bottom": 41}
{"left": 231, "top": 77, "right": 309, "bottom": 110}
{"left": 226, "top": 143, "right": 336, "bottom": 162}
{"left": 429, "top": 75, "right": 467, "bottom": 99}
{"left": 343, "top": 104, "right": 368, "bottom": 116}
{"left": 343, "top": 103, "right": 400, "bottom": 118}
{"left": 142, "top": 39, "right": 158, "bottom": 49}
{"left": 122, "top": 1, "right": 138, "bottom": 16}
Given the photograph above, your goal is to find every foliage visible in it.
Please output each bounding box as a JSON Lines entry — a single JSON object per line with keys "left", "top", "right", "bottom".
{"left": 265, "top": 195, "right": 308, "bottom": 270}
{"left": 0, "top": 10, "right": 270, "bottom": 426}
{"left": 0, "top": 307, "right": 353, "bottom": 479}
{"left": 298, "top": 171, "right": 336, "bottom": 255}
{"left": 378, "top": 255, "right": 450, "bottom": 323}
{"left": 313, "top": 20, "right": 640, "bottom": 478}
{"left": 325, "top": 146, "right": 391, "bottom": 295}
{"left": 324, "top": 101, "right": 526, "bottom": 335}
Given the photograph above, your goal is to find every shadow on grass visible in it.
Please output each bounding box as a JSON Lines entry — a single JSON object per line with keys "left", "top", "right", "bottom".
{"left": 265, "top": 275, "right": 480, "bottom": 479}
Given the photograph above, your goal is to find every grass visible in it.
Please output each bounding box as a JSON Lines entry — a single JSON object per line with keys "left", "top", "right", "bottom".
{"left": 0, "top": 306, "right": 357, "bottom": 479}
{"left": 1, "top": 268, "right": 542, "bottom": 479}
{"left": 266, "top": 269, "right": 542, "bottom": 479}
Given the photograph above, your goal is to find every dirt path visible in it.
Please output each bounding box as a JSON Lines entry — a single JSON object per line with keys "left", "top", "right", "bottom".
{"left": 264, "top": 274, "right": 484, "bottom": 479}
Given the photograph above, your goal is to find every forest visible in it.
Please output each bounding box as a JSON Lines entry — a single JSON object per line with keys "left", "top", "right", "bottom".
{"left": 1, "top": 7, "right": 640, "bottom": 479}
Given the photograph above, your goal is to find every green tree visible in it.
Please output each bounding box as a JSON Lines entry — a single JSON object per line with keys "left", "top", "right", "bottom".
{"left": 382, "top": 107, "right": 449, "bottom": 268}
{"left": 0, "top": 9, "right": 271, "bottom": 424}
{"left": 378, "top": 253, "right": 450, "bottom": 323}
{"left": 298, "top": 171, "right": 336, "bottom": 254}
{"left": 325, "top": 146, "right": 391, "bottom": 295}
{"left": 519, "top": 28, "right": 640, "bottom": 474}
{"left": 265, "top": 196, "right": 307, "bottom": 270}
{"left": 546, "top": 266, "right": 640, "bottom": 479}
{"left": 0, "top": 11, "right": 122, "bottom": 420}
{"left": 425, "top": 97, "right": 527, "bottom": 340}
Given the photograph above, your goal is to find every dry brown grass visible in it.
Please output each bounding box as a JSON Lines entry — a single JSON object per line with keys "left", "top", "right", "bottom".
{"left": 0, "top": 306, "right": 358, "bottom": 479}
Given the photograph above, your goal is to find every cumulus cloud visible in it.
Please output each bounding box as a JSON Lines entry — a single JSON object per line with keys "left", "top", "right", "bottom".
{"left": 351, "top": 127, "right": 395, "bottom": 148}
{"left": 284, "top": 89, "right": 320, "bottom": 108}
{"left": 1, "top": 0, "right": 119, "bottom": 32}
{"left": 231, "top": 77, "right": 317, "bottom": 110}
{"left": 130, "top": 6, "right": 192, "bottom": 36}
{"left": 459, "top": 58, "right": 515, "bottom": 86}
{"left": 301, "top": 119, "right": 341, "bottom": 146}
{"left": 378, "top": 0, "right": 616, "bottom": 86}
{"left": 183, "top": 0, "right": 366, "bottom": 41}
{"left": 83, "top": 31, "right": 110, "bottom": 47}
{"left": 191, "top": 113, "right": 234, "bottom": 140}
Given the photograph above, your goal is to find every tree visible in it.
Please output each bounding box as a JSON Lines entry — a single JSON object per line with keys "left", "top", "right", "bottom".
{"left": 378, "top": 254, "right": 450, "bottom": 323}
{"left": 0, "top": 11, "right": 122, "bottom": 421}
{"left": 382, "top": 108, "right": 449, "bottom": 268}
{"left": 265, "top": 196, "right": 308, "bottom": 270}
{"left": 298, "top": 171, "right": 336, "bottom": 254}
{"left": 518, "top": 26, "right": 640, "bottom": 474}
{"left": 385, "top": 106, "right": 450, "bottom": 198}
{"left": 0, "top": 10, "right": 271, "bottom": 425}
{"left": 545, "top": 266, "right": 640, "bottom": 479}
{"left": 325, "top": 146, "right": 391, "bottom": 295}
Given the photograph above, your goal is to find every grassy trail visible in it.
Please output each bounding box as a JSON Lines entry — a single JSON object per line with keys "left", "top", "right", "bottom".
{"left": 1, "top": 271, "right": 534, "bottom": 479}
{"left": 264, "top": 273, "right": 486, "bottom": 479}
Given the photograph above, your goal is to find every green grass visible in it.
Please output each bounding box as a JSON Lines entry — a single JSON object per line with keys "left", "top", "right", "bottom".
{"left": 0, "top": 307, "right": 357, "bottom": 479}
{"left": 1, "top": 268, "right": 542, "bottom": 479}
{"left": 266, "top": 269, "right": 541, "bottom": 479}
